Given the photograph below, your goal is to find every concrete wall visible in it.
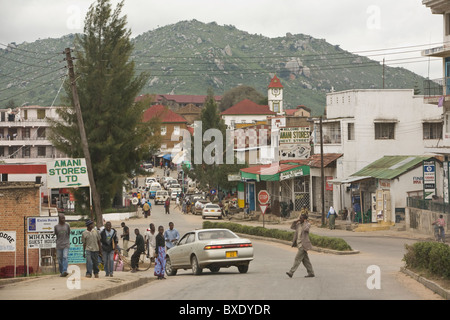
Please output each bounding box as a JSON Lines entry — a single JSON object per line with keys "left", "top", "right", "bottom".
{"left": 406, "top": 207, "right": 449, "bottom": 237}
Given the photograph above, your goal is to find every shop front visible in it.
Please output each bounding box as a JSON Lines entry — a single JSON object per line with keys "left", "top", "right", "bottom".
{"left": 240, "top": 162, "right": 310, "bottom": 216}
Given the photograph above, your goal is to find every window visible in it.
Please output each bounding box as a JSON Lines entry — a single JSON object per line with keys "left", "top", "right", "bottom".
{"left": 23, "top": 128, "right": 30, "bottom": 139}
{"left": 273, "top": 102, "right": 280, "bottom": 113}
{"left": 37, "top": 109, "right": 46, "bottom": 119}
{"left": 423, "top": 122, "right": 443, "bottom": 140}
{"left": 37, "top": 127, "right": 46, "bottom": 139}
{"left": 38, "top": 146, "right": 46, "bottom": 157}
{"left": 347, "top": 123, "right": 355, "bottom": 141}
{"left": 173, "top": 126, "right": 180, "bottom": 136}
{"left": 446, "top": 14, "right": 450, "bottom": 36}
{"left": 22, "top": 146, "right": 30, "bottom": 158}
{"left": 160, "top": 126, "right": 167, "bottom": 136}
{"left": 322, "top": 122, "right": 341, "bottom": 144}
{"left": 375, "top": 123, "right": 395, "bottom": 140}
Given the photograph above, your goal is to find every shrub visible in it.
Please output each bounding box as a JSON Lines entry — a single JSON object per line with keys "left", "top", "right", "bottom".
{"left": 202, "top": 221, "right": 352, "bottom": 251}
{"left": 403, "top": 242, "right": 450, "bottom": 279}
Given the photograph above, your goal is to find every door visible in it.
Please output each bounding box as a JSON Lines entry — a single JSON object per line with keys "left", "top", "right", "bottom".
{"left": 248, "top": 183, "right": 255, "bottom": 211}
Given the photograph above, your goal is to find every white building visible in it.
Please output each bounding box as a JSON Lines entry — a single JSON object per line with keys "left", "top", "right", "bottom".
{"left": 0, "top": 105, "right": 66, "bottom": 163}
{"left": 314, "top": 89, "right": 443, "bottom": 223}
{"left": 422, "top": 0, "right": 450, "bottom": 206}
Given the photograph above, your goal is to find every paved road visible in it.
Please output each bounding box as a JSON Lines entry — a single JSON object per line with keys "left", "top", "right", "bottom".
{"left": 110, "top": 196, "right": 441, "bottom": 300}
{"left": 111, "top": 169, "right": 442, "bottom": 300}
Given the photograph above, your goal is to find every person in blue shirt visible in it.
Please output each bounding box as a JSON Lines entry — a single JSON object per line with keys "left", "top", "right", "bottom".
{"left": 164, "top": 222, "right": 180, "bottom": 249}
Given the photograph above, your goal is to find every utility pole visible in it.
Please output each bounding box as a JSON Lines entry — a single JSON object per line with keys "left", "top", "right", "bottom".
{"left": 320, "top": 116, "right": 325, "bottom": 226}
{"left": 382, "top": 58, "right": 385, "bottom": 89}
{"left": 64, "top": 48, "right": 103, "bottom": 227}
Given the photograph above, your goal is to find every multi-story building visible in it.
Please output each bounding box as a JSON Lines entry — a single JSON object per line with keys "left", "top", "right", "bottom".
{"left": 314, "top": 89, "right": 443, "bottom": 223}
{"left": 422, "top": 0, "right": 450, "bottom": 206}
{"left": 0, "top": 106, "right": 66, "bottom": 163}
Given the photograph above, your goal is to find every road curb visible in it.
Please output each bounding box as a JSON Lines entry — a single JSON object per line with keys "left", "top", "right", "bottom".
{"left": 69, "top": 276, "right": 155, "bottom": 300}
{"left": 400, "top": 267, "right": 450, "bottom": 300}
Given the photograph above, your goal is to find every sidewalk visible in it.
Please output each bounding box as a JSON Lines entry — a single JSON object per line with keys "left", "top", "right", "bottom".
{"left": 0, "top": 263, "right": 156, "bottom": 300}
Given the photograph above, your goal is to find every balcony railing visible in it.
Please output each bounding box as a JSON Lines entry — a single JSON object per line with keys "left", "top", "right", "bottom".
{"left": 424, "top": 77, "right": 450, "bottom": 97}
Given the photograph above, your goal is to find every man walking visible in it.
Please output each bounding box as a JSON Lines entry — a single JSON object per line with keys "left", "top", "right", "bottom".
{"left": 54, "top": 213, "right": 71, "bottom": 277}
{"left": 100, "top": 221, "right": 118, "bottom": 277}
{"left": 164, "top": 198, "right": 171, "bottom": 214}
{"left": 286, "top": 213, "right": 315, "bottom": 278}
{"left": 82, "top": 220, "right": 102, "bottom": 278}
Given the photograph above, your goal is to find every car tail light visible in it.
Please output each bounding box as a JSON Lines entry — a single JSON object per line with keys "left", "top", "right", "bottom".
{"left": 204, "top": 243, "right": 252, "bottom": 250}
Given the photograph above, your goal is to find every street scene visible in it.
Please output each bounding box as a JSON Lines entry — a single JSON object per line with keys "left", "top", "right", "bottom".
{"left": 0, "top": 0, "right": 449, "bottom": 306}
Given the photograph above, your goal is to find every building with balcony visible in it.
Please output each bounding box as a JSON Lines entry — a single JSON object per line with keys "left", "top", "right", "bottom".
{"left": 0, "top": 106, "right": 66, "bottom": 163}
{"left": 313, "top": 89, "right": 442, "bottom": 223}
{"left": 423, "top": 0, "right": 450, "bottom": 208}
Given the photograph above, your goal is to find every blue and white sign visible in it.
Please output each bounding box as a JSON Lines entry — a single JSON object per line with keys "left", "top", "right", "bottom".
{"left": 423, "top": 160, "right": 436, "bottom": 200}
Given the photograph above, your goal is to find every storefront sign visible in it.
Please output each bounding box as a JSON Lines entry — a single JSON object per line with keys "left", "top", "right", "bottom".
{"left": 28, "top": 233, "right": 57, "bottom": 249}
{"left": 0, "top": 231, "right": 16, "bottom": 252}
{"left": 280, "top": 167, "right": 306, "bottom": 181}
{"left": 47, "top": 158, "right": 90, "bottom": 188}
{"left": 68, "top": 229, "right": 86, "bottom": 264}
{"left": 423, "top": 160, "right": 436, "bottom": 200}
{"left": 27, "top": 217, "right": 59, "bottom": 233}
{"left": 279, "top": 127, "right": 310, "bottom": 144}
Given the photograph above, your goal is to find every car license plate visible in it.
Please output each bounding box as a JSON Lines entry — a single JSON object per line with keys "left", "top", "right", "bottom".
{"left": 226, "top": 251, "right": 237, "bottom": 258}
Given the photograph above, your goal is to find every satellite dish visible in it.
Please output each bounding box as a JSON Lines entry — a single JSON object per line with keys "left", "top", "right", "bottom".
{"left": 132, "top": 197, "right": 139, "bottom": 205}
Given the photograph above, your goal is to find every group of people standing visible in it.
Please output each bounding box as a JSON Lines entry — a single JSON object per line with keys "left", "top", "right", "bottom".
{"left": 120, "top": 221, "right": 180, "bottom": 278}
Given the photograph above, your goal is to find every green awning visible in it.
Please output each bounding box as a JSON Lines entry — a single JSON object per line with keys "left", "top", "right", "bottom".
{"left": 351, "top": 156, "right": 436, "bottom": 180}
{"left": 240, "top": 163, "right": 310, "bottom": 182}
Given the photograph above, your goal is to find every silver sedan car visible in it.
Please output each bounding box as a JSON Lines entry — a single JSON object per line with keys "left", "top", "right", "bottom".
{"left": 165, "top": 229, "right": 254, "bottom": 276}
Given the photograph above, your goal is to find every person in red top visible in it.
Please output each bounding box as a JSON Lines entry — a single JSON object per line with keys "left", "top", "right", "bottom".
{"left": 432, "top": 215, "right": 446, "bottom": 243}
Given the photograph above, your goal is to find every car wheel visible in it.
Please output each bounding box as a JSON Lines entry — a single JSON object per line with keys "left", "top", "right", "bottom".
{"left": 165, "top": 256, "right": 177, "bottom": 276}
{"left": 191, "top": 255, "right": 202, "bottom": 275}
{"left": 238, "top": 264, "right": 249, "bottom": 274}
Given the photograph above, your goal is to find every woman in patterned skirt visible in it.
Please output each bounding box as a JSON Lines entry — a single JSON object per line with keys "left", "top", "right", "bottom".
{"left": 154, "top": 225, "right": 166, "bottom": 279}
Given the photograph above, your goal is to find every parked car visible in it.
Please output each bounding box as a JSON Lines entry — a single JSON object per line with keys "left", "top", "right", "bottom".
{"left": 165, "top": 228, "right": 253, "bottom": 276}
{"left": 202, "top": 203, "right": 222, "bottom": 219}
{"left": 143, "top": 163, "right": 154, "bottom": 173}
{"left": 145, "top": 177, "right": 157, "bottom": 188}
{"left": 169, "top": 183, "right": 182, "bottom": 194}
{"left": 155, "top": 190, "right": 169, "bottom": 204}
{"left": 164, "top": 178, "right": 178, "bottom": 190}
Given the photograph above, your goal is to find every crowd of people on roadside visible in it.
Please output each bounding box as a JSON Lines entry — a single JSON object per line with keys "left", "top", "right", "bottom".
{"left": 53, "top": 213, "right": 182, "bottom": 279}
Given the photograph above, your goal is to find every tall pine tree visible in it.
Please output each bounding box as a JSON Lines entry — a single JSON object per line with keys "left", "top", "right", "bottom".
{"left": 50, "top": 0, "right": 159, "bottom": 209}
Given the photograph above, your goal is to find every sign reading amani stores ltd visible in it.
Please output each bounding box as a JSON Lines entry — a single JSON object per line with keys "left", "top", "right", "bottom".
{"left": 46, "top": 158, "right": 90, "bottom": 189}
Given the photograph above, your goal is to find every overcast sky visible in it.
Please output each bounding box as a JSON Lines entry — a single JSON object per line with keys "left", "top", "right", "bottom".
{"left": 0, "top": 0, "right": 445, "bottom": 79}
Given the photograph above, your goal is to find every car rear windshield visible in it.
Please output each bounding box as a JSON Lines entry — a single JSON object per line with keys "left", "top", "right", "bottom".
{"left": 198, "top": 230, "right": 237, "bottom": 240}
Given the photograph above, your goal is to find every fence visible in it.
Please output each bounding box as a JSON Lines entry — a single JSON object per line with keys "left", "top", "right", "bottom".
{"left": 407, "top": 197, "right": 450, "bottom": 214}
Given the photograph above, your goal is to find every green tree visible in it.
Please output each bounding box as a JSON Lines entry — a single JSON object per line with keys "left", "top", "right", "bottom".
{"left": 187, "top": 88, "right": 245, "bottom": 195}
{"left": 219, "top": 85, "right": 267, "bottom": 112}
{"left": 50, "top": 0, "right": 158, "bottom": 209}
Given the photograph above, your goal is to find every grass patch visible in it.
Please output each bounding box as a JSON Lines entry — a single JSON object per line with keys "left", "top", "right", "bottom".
{"left": 203, "top": 221, "right": 353, "bottom": 252}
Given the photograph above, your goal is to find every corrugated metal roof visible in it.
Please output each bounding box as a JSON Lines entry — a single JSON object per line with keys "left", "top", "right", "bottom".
{"left": 352, "top": 156, "right": 434, "bottom": 180}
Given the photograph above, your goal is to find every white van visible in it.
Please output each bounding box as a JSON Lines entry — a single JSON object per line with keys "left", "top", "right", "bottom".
{"left": 149, "top": 182, "right": 161, "bottom": 198}
{"left": 155, "top": 190, "right": 170, "bottom": 205}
